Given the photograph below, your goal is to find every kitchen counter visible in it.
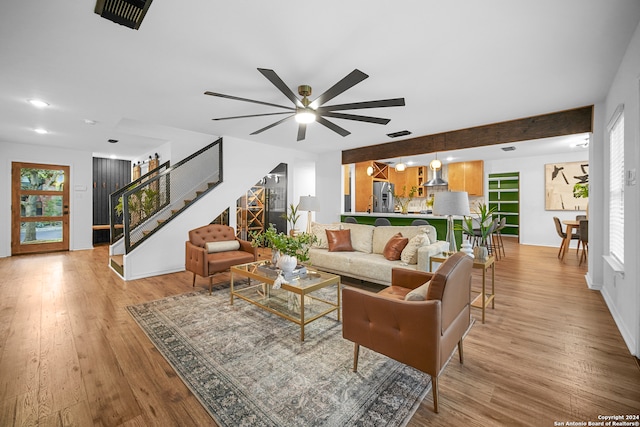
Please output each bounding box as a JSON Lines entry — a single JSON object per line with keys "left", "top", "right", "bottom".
{"left": 339, "top": 212, "right": 466, "bottom": 245}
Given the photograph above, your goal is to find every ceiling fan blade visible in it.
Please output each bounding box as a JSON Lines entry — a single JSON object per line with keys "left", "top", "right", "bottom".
{"left": 212, "top": 112, "right": 292, "bottom": 121}
{"left": 316, "top": 116, "right": 351, "bottom": 137}
{"left": 321, "top": 112, "right": 390, "bottom": 125}
{"left": 297, "top": 123, "right": 307, "bottom": 141}
{"left": 249, "top": 115, "right": 295, "bottom": 135}
{"left": 311, "top": 69, "right": 369, "bottom": 107}
{"left": 317, "top": 97, "right": 406, "bottom": 112}
{"left": 204, "top": 91, "right": 294, "bottom": 111}
{"left": 257, "top": 68, "right": 303, "bottom": 108}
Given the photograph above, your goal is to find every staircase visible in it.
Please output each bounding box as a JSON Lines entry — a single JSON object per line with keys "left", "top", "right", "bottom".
{"left": 108, "top": 138, "right": 223, "bottom": 278}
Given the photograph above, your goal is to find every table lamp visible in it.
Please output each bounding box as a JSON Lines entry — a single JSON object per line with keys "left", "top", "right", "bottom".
{"left": 298, "top": 195, "right": 320, "bottom": 234}
{"left": 432, "top": 191, "right": 470, "bottom": 252}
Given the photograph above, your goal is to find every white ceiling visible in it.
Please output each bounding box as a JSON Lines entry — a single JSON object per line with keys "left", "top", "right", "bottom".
{"left": 1, "top": 1, "right": 638, "bottom": 162}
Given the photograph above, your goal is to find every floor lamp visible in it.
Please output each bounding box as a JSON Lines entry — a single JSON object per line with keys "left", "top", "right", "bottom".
{"left": 432, "top": 191, "right": 470, "bottom": 252}
{"left": 298, "top": 195, "right": 319, "bottom": 234}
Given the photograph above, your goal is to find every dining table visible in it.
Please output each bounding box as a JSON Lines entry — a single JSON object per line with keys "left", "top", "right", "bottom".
{"left": 561, "top": 219, "right": 580, "bottom": 260}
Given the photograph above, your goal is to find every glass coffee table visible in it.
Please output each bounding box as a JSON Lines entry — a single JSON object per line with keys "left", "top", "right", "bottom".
{"left": 230, "top": 260, "right": 341, "bottom": 341}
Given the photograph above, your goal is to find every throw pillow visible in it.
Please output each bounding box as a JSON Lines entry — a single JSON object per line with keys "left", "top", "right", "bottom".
{"left": 405, "top": 281, "right": 431, "bottom": 301}
{"left": 206, "top": 240, "right": 240, "bottom": 253}
{"left": 400, "top": 234, "right": 427, "bottom": 264}
{"left": 311, "top": 222, "right": 341, "bottom": 249}
{"left": 383, "top": 233, "right": 409, "bottom": 261}
{"left": 419, "top": 227, "right": 432, "bottom": 245}
{"left": 326, "top": 229, "right": 354, "bottom": 252}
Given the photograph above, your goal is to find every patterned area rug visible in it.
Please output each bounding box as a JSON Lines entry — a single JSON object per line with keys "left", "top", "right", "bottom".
{"left": 127, "top": 283, "right": 431, "bottom": 426}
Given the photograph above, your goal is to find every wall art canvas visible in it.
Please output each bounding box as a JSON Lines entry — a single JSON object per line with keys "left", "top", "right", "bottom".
{"left": 545, "top": 161, "right": 589, "bottom": 210}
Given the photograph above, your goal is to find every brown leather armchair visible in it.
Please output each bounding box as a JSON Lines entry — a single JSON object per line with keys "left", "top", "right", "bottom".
{"left": 185, "top": 224, "right": 257, "bottom": 294}
{"left": 342, "top": 252, "right": 473, "bottom": 413}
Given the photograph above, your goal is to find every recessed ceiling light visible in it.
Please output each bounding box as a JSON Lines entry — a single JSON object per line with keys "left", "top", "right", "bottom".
{"left": 110, "top": 154, "right": 117, "bottom": 159}
{"left": 34, "top": 128, "right": 48, "bottom": 134}
{"left": 28, "top": 99, "right": 49, "bottom": 108}
{"left": 84, "top": 119, "right": 97, "bottom": 125}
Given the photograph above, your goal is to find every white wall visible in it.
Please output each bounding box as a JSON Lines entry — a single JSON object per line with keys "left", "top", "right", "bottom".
{"left": 315, "top": 150, "right": 343, "bottom": 225}
{"left": 599, "top": 20, "right": 640, "bottom": 357}
{"left": 292, "top": 160, "right": 316, "bottom": 233}
{"left": 0, "top": 141, "right": 94, "bottom": 257}
{"left": 485, "top": 151, "right": 589, "bottom": 248}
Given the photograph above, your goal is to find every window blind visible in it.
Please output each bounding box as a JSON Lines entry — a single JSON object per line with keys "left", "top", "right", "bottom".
{"left": 608, "top": 108, "right": 624, "bottom": 264}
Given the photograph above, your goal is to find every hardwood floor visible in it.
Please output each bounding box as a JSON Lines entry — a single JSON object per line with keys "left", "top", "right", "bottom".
{"left": 0, "top": 239, "right": 638, "bottom": 426}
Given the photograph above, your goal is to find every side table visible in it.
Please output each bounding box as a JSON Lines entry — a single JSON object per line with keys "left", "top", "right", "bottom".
{"left": 430, "top": 254, "right": 495, "bottom": 324}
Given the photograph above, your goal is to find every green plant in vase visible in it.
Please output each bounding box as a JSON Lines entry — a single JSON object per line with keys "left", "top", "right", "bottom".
{"left": 282, "top": 203, "right": 301, "bottom": 236}
{"left": 455, "top": 202, "right": 496, "bottom": 260}
{"left": 393, "top": 185, "right": 418, "bottom": 214}
{"left": 250, "top": 224, "right": 318, "bottom": 271}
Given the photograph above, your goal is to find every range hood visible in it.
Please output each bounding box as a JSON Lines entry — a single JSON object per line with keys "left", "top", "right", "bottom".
{"left": 424, "top": 168, "right": 448, "bottom": 186}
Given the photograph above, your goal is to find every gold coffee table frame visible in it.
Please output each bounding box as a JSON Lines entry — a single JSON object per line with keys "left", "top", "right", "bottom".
{"left": 230, "top": 260, "right": 341, "bottom": 341}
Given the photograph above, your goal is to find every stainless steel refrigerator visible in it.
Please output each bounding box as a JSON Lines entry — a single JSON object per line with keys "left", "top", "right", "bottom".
{"left": 372, "top": 182, "right": 395, "bottom": 213}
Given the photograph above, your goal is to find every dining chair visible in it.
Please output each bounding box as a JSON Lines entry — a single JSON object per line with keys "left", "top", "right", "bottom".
{"left": 411, "top": 219, "right": 430, "bottom": 226}
{"left": 374, "top": 218, "right": 391, "bottom": 227}
{"left": 579, "top": 220, "right": 588, "bottom": 265}
{"left": 553, "top": 217, "right": 580, "bottom": 259}
{"left": 491, "top": 217, "right": 507, "bottom": 259}
{"left": 344, "top": 216, "right": 358, "bottom": 224}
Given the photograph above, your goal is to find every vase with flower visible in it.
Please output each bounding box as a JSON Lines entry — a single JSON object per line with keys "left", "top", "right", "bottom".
{"left": 393, "top": 185, "right": 418, "bottom": 214}
{"left": 455, "top": 202, "right": 496, "bottom": 261}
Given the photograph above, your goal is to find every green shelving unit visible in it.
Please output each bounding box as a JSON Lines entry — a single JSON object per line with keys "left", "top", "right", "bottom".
{"left": 488, "top": 172, "right": 519, "bottom": 238}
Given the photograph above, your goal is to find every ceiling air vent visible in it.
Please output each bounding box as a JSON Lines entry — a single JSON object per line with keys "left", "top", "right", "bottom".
{"left": 501, "top": 146, "right": 516, "bottom": 152}
{"left": 386, "top": 130, "right": 412, "bottom": 138}
{"left": 95, "top": 0, "right": 153, "bottom": 30}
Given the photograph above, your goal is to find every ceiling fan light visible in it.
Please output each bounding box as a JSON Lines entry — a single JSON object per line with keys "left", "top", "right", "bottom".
{"left": 295, "top": 108, "right": 316, "bottom": 124}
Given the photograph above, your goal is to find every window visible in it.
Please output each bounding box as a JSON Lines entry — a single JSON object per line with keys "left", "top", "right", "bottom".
{"left": 608, "top": 105, "right": 624, "bottom": 265}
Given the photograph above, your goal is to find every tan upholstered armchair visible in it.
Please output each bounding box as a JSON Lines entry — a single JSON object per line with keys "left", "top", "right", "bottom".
{"left": 185, "top": 224, "right": 257, "bottom": 294}
{"left": 342, "top": 252, "right": 473, "bottom": 413}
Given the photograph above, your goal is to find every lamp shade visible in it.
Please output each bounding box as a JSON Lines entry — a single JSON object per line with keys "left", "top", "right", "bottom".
{"left": 298, "top": 195, "right": 320, "bottom": 212}
{"left": 432, "top": 191, "right": 470, "bottom": 217}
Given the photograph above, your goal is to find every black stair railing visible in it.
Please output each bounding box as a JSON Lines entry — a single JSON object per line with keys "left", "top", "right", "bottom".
{"left": 109, "top": 137, "right": 223, "bottom": 253}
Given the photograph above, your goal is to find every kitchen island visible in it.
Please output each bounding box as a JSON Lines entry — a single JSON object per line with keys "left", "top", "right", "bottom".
{"left": 340, "top": 212, "right": 465, "bottom": 247}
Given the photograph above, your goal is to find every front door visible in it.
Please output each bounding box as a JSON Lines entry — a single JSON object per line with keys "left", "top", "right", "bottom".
{"left": 11, "top": 162, "right": 70, "bottom": 255}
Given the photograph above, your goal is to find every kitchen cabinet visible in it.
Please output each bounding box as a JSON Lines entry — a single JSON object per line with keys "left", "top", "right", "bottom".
{"left": 447, "top": 160, "right": 484, "bottom": 196}
{"left": 355, "top": 161, "right": 389, "bottom": 212}
{"left": 389, "top": 166, "right": 426, "bottom": 197}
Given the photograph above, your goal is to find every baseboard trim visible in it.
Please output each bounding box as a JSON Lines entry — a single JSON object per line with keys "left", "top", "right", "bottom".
{"left": 601, "top": 285, "right": 637, "bottom": 357}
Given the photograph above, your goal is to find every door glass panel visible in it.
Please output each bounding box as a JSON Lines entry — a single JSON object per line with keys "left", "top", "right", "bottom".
{"left": 20, "top": 169, "right": 65, "bottom": 191}
{"left": 20, "top": 195, "right": 63, "bottom": 217}
{"left": 20, "top": 221, "right": 63, "bottom": 244}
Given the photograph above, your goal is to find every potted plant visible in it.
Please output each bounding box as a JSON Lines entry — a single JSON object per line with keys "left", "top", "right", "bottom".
{"left": 250, "top": 224, "right": 318, "bottom": 272}
{"left": 455, "top": 202, "right": 496, "bottom": 260}
{"left": 282, "top": 203, "right": 301, "bottom": 236}
{"left": 393, "top": 185, "right": 418, "bottom": 214}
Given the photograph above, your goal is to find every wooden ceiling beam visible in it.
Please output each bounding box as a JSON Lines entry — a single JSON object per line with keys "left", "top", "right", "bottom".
{"left": 341, "top": 105, "right": 593, "bottom": 164}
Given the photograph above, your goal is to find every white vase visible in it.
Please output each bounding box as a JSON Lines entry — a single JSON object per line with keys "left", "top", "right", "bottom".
{"left": 460, "top": 241, "right": 474, "bottom": 258}
{"left": 474, "top": 246, "right": 488, "bottom": 262}
{"left": 277, "top": 254, "right": 298, "bottom": 273}
{"left": 271, "top": 249, "right": 280, "bottom": 266}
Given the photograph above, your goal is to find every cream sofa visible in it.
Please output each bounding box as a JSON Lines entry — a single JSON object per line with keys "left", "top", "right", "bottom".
{"left": 307, "top": 222, "right": 450, "bottom": 286}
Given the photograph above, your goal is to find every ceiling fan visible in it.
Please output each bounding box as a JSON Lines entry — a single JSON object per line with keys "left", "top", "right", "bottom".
{"left": 205, "top": 68, "right": 405, "bottom": 141}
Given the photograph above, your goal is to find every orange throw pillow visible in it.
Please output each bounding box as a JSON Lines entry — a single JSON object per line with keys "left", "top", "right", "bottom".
{"left": 383, "top": 233, "right": 409, "bottom": 260}
{"left": 326, "top": 229, "right": 354, "bottom": 252}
